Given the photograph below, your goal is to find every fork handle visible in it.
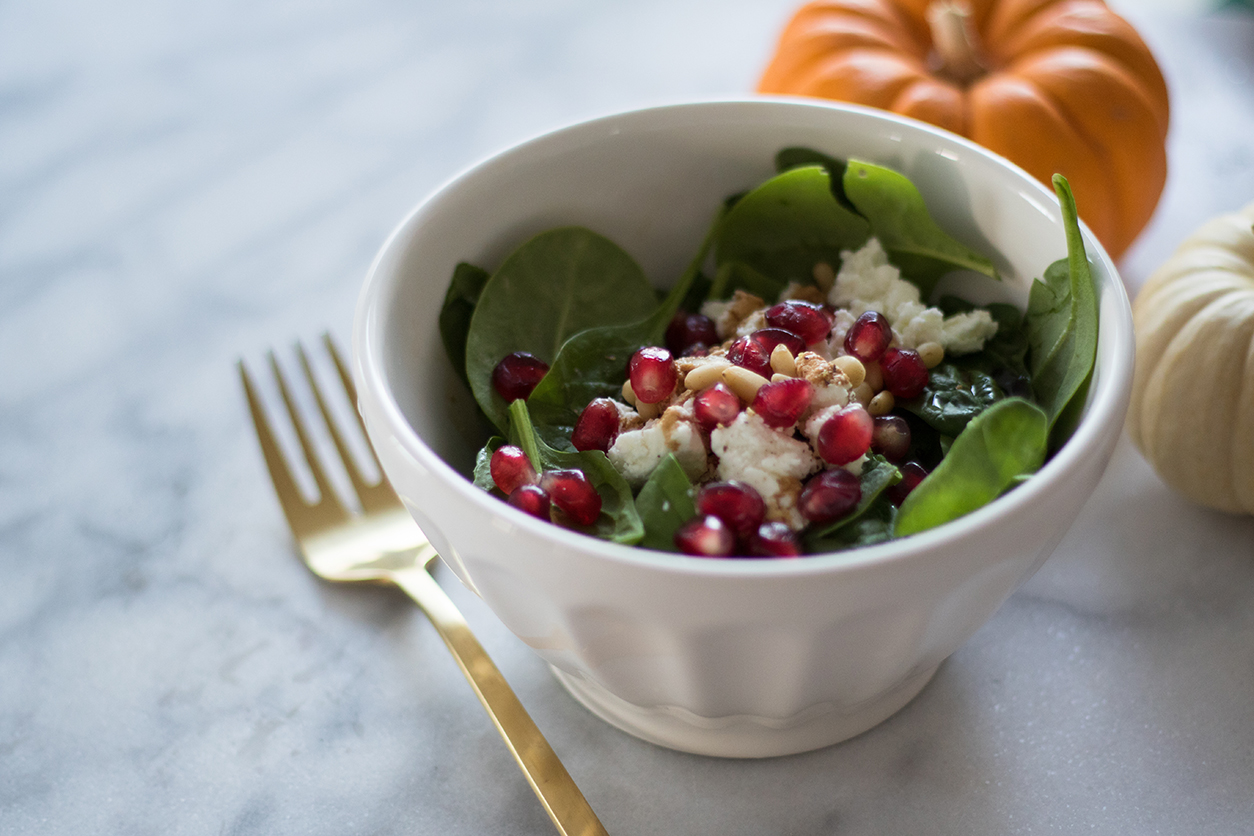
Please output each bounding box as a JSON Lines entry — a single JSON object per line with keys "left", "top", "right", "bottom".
{"left": 392, "top": 560, "right": 610, "bottom": 836}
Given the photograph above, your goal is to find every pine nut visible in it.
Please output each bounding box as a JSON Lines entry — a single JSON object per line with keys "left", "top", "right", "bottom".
{"left": 812, "top": 261, "right": 835, "bottom": 293}
{"left": 637, "top": 398, "right": 661, "bottom": 421}
{"left": 722, "top": 365, "right": 770, "bottom": 402}
{"left": 832, "top": 355, "right": 866, "bottom": 388}
{"left": 621, "top": 379, "right": 638, "bottom": 406}
{"left": 852, "top": 382, "right": 874, "bottom": 408}
{"left": 683, "top": 358, "right": 730, "bottom": 391}
{"left": 863, "top": 361, "right": 884, "bottom": 392}
{"left": 769, "top": 343, "right": 796, "bottom": 376}
{"left": 771, "top": 373, "right": 790, "bottom": 383}
{"left": 917, "top": 341, "right": 945, "bottom": 369}
{"left": 868, "top": 390, "right": 895, "bottom": 416}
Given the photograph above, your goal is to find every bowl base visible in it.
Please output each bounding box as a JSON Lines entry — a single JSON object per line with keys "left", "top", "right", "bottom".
{"left": 549, "top": 664, "right": 938, "bottom": 758}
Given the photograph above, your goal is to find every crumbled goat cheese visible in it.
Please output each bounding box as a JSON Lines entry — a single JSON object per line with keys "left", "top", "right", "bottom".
{"left": 827, "top": 238, "right": 998, "bottom": 355}
{"left": 710, "top": 412, "right": 821, "bottom": 529}
{"left": 607, "top": 404, "right": 707, "bottom": 488}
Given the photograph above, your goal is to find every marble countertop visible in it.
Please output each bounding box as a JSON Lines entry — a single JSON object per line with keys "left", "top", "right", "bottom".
{"left": 4, "top": 1, "right": 1254, "bottom": 833}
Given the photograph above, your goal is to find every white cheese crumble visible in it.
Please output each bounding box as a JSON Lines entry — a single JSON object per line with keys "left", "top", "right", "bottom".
{"left": 709, "top": 412, "right": 821, "bottom": 529}
{"left": 827, "top": 238, "right": 998, "bottom": 355}
{"left": 607, "top": 406, "right": 707, "bottom": 489}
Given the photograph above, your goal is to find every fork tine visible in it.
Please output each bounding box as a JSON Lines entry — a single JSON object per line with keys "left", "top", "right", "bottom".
{"left": 239, "top": 359, "right": 342, "bottom": 537}
{"left": 267, "top": 350, "right": 352, "bottom": 526}
{"left": 298, "top": 341, "right": 397, "bottom": 514}
{"left": 321, "top": 334, "right": 404, "bottom": 512}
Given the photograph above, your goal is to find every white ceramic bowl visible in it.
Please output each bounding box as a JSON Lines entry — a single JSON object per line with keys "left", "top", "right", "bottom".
{"left": 352, "top": 99, "right": 1134, "bottom": 758}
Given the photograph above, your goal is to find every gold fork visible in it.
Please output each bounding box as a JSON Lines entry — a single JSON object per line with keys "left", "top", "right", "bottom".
{"left": 239, "top": 335, "right": 609, "bottom": 836}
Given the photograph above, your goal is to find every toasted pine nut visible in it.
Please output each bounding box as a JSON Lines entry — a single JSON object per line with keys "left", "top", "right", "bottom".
{"left": 832, "top": 355, "right": 866, "bottom": 389}
{"left": 917, "top": 341, "right": 945, "bottom": 369}
{"left": 769, "top": 344, "right": 796, "bottom": 376}
{"left": 637, "top": 398, "right": 661, "bottom": 421}
{"left": 722, "top": 365, "right": 770, "bottom": 402}
{"left": 868, "top": 390, "right": 895, "bottom": 416}
{"left": 812, "top": 261, "right": 835, "bottom": 293}
{"left": 852, "top": 382, "right": 874, "bottom": 408}
{"left": 863, "top": 361, "right": 884, "bottom": 392}
{"left": 621, "top": 379, "right": 638, "bottom": 406}
{"left": 683, "top": 358, "right": 730, "bottom": 391}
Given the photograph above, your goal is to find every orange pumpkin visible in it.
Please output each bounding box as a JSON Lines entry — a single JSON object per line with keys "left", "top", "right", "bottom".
{"left": 757, "top": 0, "right": 1170, "bottom": 260}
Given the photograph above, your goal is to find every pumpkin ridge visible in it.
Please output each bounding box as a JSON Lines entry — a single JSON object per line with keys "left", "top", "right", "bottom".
{"left": 1008, "top": 46, "right": 1166, "bottom": 256}
{"left": 758, "top": 14, "right": 926, "bottom": 93}
{"left": 795, "top": 48, "right": 932, "bottom": 104}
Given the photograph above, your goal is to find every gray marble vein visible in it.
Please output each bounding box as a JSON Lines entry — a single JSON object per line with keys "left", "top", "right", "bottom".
{"left": 3, "top": 1, "right": 1254, "bottom": 833}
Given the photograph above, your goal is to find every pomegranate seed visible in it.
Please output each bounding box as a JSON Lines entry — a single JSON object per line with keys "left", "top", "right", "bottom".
{"left": 674, "top": 515, "right": 736, "bottom": 557}
{"left": 881, "top": 348, "right": 929, "bottom": 399}
{"left": 539, "top": 469, "right": 602, "bottom": 526}
{"left": 492, "top": 352, "right": 549, "bottom": 401}
{"left": 727, "top": 335, "right": 773, "bottom": 378}
{"left": 816, "top": 405, "right": 874, "bottom": 465}
{"left": 843, "top": 311, "right": 893, "bottom": 362}
{"left": 490, "top": 444, "right": 536, "bottom": 494}
{"left": 629, "top": 346, "right": 677, "bottom": 404}
{"left": 766, "top": 301, "right": 832, "bottom": 345}
{"left": 571, "top": 397, "right": 620, "bottom": 453}
{"left": 749, "top": 328, "right": 806, "bottom": 358}
{"left": 508, "top": 484, "right": 551, "bottom": 520}
{"left": 665, "top": 312, "right": 719, "bottom": 357}
{"left": 695, "top": 481, "right": 767, "bottom": 539}
{"left": 751, "top": 378, "right": 814, "bottom": 429}
{"left": 680, "top": 343, "right": 710, "bottom": 358}
{"left": 886, "top": 461, "right": 929, "bottom": 505}
{"left": 748, "top": 522, "right": 802, "bottom": 557}
{"left": 871, "top": 415, "right": 912, "bottom": 463}
{"left": 799, "top": 469, "right": 862, "bottom": 524}
{"left": 693, "top": 383, "right": 742, "bottom": 431}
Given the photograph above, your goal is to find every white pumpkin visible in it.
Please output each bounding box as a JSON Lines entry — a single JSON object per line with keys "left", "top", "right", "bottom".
{"left": 1128, "top": 202, "right": 1254, "bottom": 515}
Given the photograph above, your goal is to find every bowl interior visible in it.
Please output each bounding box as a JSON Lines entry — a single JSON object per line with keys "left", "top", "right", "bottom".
{"left": 357, "top": 98, "right": 1129, "bottom": 554}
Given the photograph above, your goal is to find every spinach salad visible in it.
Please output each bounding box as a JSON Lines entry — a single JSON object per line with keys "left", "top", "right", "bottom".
{"left": 438, "top": 149, "right": 1098, "bottom": 557}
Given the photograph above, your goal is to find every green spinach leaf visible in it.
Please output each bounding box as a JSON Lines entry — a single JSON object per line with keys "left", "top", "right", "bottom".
{"left": 903, "top": 361, "right": 1006, "bottom": 437}
{"left": 472, "top": 436, "right": 506, "bottom": 491}
{"left": 439, "top": 262, "right": 491, "bottom": 389}
{"left": 507, "top": 400, "right": 643, "bottom": 545}
{"left": 894, "top": 397, "right": 1048, "bottom": 538}
{"left": 526, "top": 207, "right": 724, "bottom": 435}
{"left": 805, "top": 455, "right": 901, "bottom": 542}
{"left": 634, "top": 454, "right": 697, "bottom": 552}
{"left": 806, "top": 496, "right": 898, "bottom": 553}
{"left": 713, "top": 165, "right": 869, "bottom": 297}
{"left": 842, "top": 160, "right": 998, "bottom": 298}
{"left": 1025, "top": 175, "right": 1099, "bottom": 446}
{"left": 465, "top": 227, "right": 658, "bottom": 432}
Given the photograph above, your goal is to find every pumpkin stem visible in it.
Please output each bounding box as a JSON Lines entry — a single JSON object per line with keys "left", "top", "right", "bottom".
{"left": 927, "top": 0, "right": 985, "bottom": 86}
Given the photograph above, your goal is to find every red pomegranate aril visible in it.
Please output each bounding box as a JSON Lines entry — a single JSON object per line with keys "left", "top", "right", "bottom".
{"left": 843, "top": 311, "right": 893, "bottom": 362}
{"left": 887, "top": 461, "right": 929, "bottom": 505}
{"left": 539, "top": 469, "right": 602, "bottom": 526}
{"left": 881, "top": 347, "right": 929, "bottom": 399}
{"left": 727, "top": 335, "right": 773, "bottom": 378}
{"left": 629, "top": 346, "right": 677, "bottom": 404}
{"left": 748, "top": 522, "right": 802, "bottom": 557}
{"left": 508, "top": 484, "right": 551, "bottom": 520}
{"left": 799, "top": 469, "right": 862, "bottom": 524}
{"left": 674, "top": 515, "right": 737, "bottom": 557}
{"left": 871, "top": 415, "right": 912, "bottom": 463}
{"left": 751, "top": 378, "right": 814, "bottom": 429}
{"left": 694, "top": 383, "right": 742, "bottom": 431}
{"left": 748, "top": 327, "right": 806, "bottom": 358}
{"left": 665, "top": 312, "right": 719, "bottom": 357}
{"left": 571, "top": 397, "right": 620, "bottom": 453}
{"left": 695, "top": 481, "right": 767, "bottom": 539}
{"left": 492, "top": 351, "right": 549, "bottom": 402}
{"left": 490, "top": 444, "right": 536, "bottom": 494}
{"left": 816, "top": 404, "right": 874, "bottom": 465}
{"left": 766, "top": 300, "right": 832, "bottom": 345}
